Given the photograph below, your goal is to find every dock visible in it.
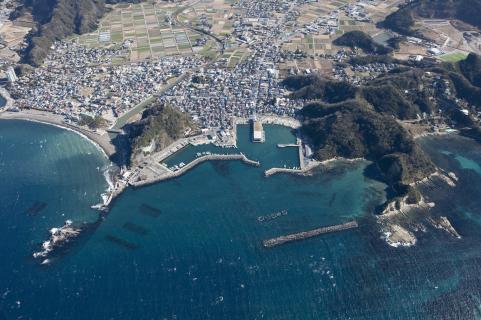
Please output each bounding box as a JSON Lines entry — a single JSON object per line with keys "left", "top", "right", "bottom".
{"left": 262, "top": 221, "right": 358, "bottom": 248}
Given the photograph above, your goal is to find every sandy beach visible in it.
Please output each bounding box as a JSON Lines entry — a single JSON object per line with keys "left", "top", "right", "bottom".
{"left": 0, "top": 109, "right": 116, "bottom": 157}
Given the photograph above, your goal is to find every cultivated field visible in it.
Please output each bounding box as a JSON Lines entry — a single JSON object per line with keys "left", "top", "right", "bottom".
{"left": 180, "top": 0, "right": 238, "bottom": 38}
{"left": 78, "top": 2, "right": 208, "bottom": 61}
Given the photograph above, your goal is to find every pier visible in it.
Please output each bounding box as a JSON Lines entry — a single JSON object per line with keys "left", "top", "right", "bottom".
{"left": 252, "top": 120, "right": 265, "bottom": 143}
{"left": 277, "top": 143, "right": 298, "bottom": 148}
{"left": 262, "top": 221, "right": 358, "bottom": 248}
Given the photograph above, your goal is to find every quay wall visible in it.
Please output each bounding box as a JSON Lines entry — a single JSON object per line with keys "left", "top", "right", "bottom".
{"left": 263, "top": 221, "right": 359, "bottom": 248}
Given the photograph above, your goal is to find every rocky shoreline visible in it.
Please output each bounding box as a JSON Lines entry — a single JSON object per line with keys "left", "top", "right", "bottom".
{"left": 33, "top": 220, "right": 81, "bottom": 265}
{"left": 377, "top": 169, "right": 461, "bottom": 248}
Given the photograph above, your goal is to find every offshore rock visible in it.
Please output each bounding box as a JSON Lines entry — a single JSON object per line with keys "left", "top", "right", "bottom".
{"left": 427, "top": 216, "right": 461, "bottom": 239}
{"left": 33, "top": 220, "right": 81, "bottom": 263}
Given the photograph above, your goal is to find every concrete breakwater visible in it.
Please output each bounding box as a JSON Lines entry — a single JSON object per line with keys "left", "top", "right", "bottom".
{"left": 131, "top": 153, "right": 260, "bottom": 187}
{"left": 263, "top": 221, "right": 358, "bottom": 248}
{"left": 264, "top": 160, "right": 320, "bottom": 177}
{"left": 265, "top": 167, "right": 305, "bottom": 176}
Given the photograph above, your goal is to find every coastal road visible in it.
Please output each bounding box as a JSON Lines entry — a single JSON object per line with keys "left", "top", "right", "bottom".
{"left": 110, "top": 71, "right": 192, "bottom": 132}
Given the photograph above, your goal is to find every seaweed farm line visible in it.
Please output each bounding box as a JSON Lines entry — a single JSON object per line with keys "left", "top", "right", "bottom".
{"left": 263, "top": 221, "right": 359, "bottom": 248}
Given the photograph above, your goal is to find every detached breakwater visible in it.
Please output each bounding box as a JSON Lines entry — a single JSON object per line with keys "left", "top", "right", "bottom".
{"left": 263, "top": 221, "right": 358, "bottom": 248}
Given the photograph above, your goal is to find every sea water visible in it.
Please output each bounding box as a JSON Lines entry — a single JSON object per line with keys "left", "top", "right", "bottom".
{"left": 3, "top": 121, "right": 481, "bottom": 319}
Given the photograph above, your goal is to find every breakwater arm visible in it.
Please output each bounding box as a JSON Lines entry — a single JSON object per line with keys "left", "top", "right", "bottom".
{"left": 265, "top": 160, "right": 320, "bottom": 177}
{"left": 130, "top": 153, "right": 260, "bottom": 187}
{"left": 263, "top": 221, "right": 358, "bottom": 248}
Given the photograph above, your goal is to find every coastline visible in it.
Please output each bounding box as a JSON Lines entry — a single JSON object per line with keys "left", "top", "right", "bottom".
{"left": 0, "top": 108, "right": 121, "bottom": 212}
{"left": 0, "top": 109, "right": 116, "bottom": 158}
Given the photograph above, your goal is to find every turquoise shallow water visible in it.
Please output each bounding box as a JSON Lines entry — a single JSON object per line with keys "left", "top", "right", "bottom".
{"left": 4, "top": 122, "right": 481, "bottom": 319}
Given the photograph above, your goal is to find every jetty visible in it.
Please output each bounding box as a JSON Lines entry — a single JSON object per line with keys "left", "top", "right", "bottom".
{"left": 262, "top": 221, "right": 358, "bottom": 248}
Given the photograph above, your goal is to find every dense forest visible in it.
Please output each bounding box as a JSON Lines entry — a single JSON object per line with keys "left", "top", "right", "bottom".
{"left": 283, "top": 71, "right": 437, "bottom": 205}
{"left": 300, "top": 99, "right": 435, "bottom": 194}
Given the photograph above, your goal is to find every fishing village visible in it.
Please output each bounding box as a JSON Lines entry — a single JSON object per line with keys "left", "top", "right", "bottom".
{"left": 2, "top": 0, "right": 473, "bottom": 264}
{"left": 24, "top": 110, "right": 362, "bottom": 262}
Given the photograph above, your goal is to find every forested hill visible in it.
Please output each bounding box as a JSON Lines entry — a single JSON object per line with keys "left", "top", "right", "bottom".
{"left": 283, "top": 73, "right": 437, "bottom": 205}
{"left": 123, "top": 103, "right": 197, "bottom": 165}
{"left": 383, "top": 0, "right": 481, "bottom": 35}
{"left": 284, "top": 52, "right": 481, "bottom": 208}
{"left": 12, "top": 0, "right": 140, "bottom": 66}
{"left": 333, "top": 31, "right": 392, "bottom": 55}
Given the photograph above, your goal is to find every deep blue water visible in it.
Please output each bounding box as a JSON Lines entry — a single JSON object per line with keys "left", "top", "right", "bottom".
{"left": 3, "top": 121, "right": 481, "bottom": 319}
